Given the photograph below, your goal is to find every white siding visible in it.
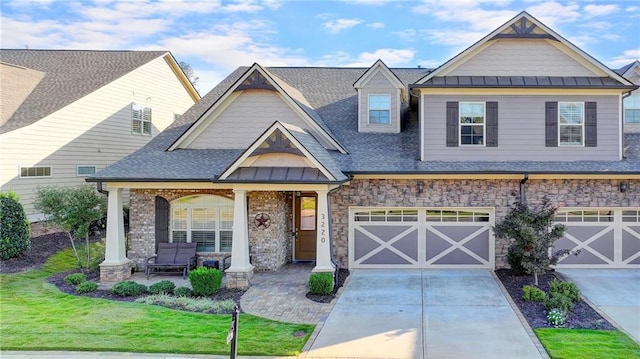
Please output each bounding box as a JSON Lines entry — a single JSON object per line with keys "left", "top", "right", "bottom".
{"left": 358, "top": 72, "right": 401, "bottom": 133}
{"left": 422, "top": 94, "right": 620, "bottom": 161}
{"left": 0, "top": 56, "right": 195, "bottom": 218}
{"left": 188, "top": 90, "right": 308, "bottom": 149}
{"left": 448, "top": 39, "right": 602, "bottom": 77}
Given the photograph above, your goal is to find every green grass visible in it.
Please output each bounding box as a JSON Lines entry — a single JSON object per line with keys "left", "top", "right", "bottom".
{"left": 0, "top": 248, "right": 313, "bottom": 355}
{"left": 536, "top": 328, "right": 640, "bottom": 359}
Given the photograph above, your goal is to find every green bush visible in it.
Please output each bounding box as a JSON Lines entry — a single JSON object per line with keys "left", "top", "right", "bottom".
{"left": 174, "top": 286, "right": 193, "bottom": 297}
{"left": 76, "top": 281, "right": 98, "bottom": 294}
{"left": 148, "top": 280, "right": 176, "bottom": 295}
{"left": 544, "top": 293, "right": 575, "bottom": 312}
{"left": 0, "top": 192, "right": 30, "bottom": 260}
{"left": 506, "top": 245, "right": 527, "bottom": 276}
{"left": 64, "top": 273, "right": 87, "bottom": 285}
{"left": 309, "top": 272, "right": 333, "bottom": 295}
{"left": 549, "top": 279, "right": 581, "bottom": 303}
{"left": 189, "top": 267, "right": 222, "bottom": 296}
{"left": 522, "top": 285, "right": 547, "bottom": 302}
{"left": 135, "top": 294, "right": 235, "bottom": 314}
{"left": 110, "top": 281, "right": 147, "bottom": 297}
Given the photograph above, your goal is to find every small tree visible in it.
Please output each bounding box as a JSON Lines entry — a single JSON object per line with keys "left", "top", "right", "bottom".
{"left": 494, "top": 197, "right": 577, "bottom": 286}
{"left": 178, "top": 61, "right": 199, "bottom": 89}
{"left": 0, "top": 191, "right": 30, "bottom": 260}
{"left": 34, "top": 185, "right": 106, "bottom": 270}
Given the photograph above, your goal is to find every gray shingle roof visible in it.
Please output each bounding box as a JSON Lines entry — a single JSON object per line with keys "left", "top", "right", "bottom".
{"left": 414, "top": 76, "right": 634, "bottom": 89}
{"left": 0, "top": 49, "right": 168, "bottom": 134}
{"left": 91, "top": 66, "right": 640, "bottom": 182}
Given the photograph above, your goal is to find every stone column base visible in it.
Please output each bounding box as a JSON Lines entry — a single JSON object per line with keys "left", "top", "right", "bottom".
{"left": 225, "top": 268, "right": 254, "bottom": 290}
{"left": 100, "top": 260, "right": 134, "bottom": 282}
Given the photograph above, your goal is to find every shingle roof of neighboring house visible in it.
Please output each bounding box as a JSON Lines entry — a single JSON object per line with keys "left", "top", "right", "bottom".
{"left": 615, "top": 61, "right": 640, "bottom": 76}
{"left": 0, "top": 49, "right": 169, "bottom": 134}
{"left": 90, "top": 66, "right": 640, "bottom": 182}
{"left": 414, "top": 76, "right": 633, "bottom": 89}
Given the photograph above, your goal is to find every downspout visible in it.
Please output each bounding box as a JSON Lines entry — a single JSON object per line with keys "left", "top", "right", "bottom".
{"left": 621, "top": 90, "right": 633, "bottom": 159}
{"left": 519, "top": 174, "right": 529, "bottom": 205}
{"left": 96, "top": 181, "right": 108, "bottom": 196}
{"left": 326, "top": 184, "right": 343, "bottom": 293}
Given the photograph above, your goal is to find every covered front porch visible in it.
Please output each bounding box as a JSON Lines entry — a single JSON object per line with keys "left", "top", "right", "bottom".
{"left": 99, "top": 183, "right": 339, "bottom": 289}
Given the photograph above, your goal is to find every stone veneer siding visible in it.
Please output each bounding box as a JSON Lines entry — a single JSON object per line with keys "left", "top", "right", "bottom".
{"left": 128, "top": 188, "right": 293, "bottom": 272}
{"left": 329, "top": 178, "right": 639, "bottom": 269}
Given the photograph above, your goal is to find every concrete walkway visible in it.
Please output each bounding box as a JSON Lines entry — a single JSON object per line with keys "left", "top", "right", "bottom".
{"left": 303, "top": 269, "right": 545, "bottom": 359}
{"left": 557, "top": 269, "right": 640, "bottom": 344}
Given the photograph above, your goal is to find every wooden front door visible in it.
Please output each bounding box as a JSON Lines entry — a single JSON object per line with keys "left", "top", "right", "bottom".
{"left": 295, "top": 194, "right": 317, "bottom": 260}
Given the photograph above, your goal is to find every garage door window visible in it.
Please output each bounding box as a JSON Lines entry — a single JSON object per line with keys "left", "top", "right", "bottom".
{"left": 426, "top": 209, "right": 490, "bottom": 222}
{"left": 555, "top": 210, "right": 613, "bottom": 222}
{"left": 622, "top": 210, "right": 640, "bottom": 222}
{"left": 354, "top": 209, "right": 418, "bottom": 222}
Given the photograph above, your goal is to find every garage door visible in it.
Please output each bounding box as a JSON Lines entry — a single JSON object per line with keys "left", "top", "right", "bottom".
{"left": 554, "top": 209, "right": 640, "bottom": 268}
{"left": 349, "top": 208, "right": 495, "bottom": 269}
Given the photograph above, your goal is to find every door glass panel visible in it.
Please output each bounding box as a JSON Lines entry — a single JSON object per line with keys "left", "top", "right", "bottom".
{"left": 300, "top": 197, "right": 316, "bottom": 230}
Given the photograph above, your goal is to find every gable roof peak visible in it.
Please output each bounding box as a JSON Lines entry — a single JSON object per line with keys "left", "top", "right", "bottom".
{"left": 353, "top": 59, "right": 404, "bottom": 89}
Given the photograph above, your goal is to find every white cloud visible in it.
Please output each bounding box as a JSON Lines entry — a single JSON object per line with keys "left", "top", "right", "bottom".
{"left": 525, "top": 1, "right": 581, "bottom": 26}
{"left": 322, "top": 18, "right": 364, "bottom": 34}
{"left": 425, "top": 29, "right": 487, "bottom": 47}
{"left": 318, "top": 48, "right": 415, "bottom": 67}
{"left": 367, "top": 22, "right": 385, "bottom": 29}
{"left": 344, "top": 0, "right": 395, "bottom": 4}
{"left": 584, "top": 4, "right": 619, "bottom": 17}
{"left": 609, "top": 49, "right": 640, "bottom": 67}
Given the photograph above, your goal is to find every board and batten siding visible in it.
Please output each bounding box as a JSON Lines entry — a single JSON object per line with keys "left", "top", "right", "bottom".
{"left": 358, "top": 71, "right": 401, "bottom": 134}
{"left": 0, "top": 55, "right": 196, "bottom": 218}
{"left": 187, "top": 89, "right": 308, "bottom": 149}
{"left": 422, "top": 95, "right": 620, "bottom": 162}
{"left": 447, "top": 39, "right": 604, "bottom": 77}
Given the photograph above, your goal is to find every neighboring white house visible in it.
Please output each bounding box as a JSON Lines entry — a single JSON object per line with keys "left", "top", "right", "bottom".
{"left": 618, "top": 61, "right": 640, "bottom": 134}
{"left": 0, "top": 50, "right": 200, "bottom": 220}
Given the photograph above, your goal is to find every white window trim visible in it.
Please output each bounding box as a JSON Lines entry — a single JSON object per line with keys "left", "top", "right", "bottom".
{"left": 624, "top": 94, "right": 640, "bottom": 124}
{"left": 170, "top": 196, "right": 234, "bottom": 253}
{"left": 19, "top": 166, "right": 52, "bottom": 178}
{"left": 459, "top": 102, "right": 486, "bottom": 147}
{"left": 558, "top": 102, "right": 585, "bottom": 147}
{"left": 131, "top": 103, "right": 152, "bottom": 136}
{"left": 76, "top": 165, "right": 97, "bottom": 177}
{"left": 368, "top": 94, "right": 391, "bottom": 125}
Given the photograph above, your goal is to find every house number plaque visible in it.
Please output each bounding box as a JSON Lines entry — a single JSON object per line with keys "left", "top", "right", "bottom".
{"left": 254, "top": 213, "right": 271, "bottom": 229}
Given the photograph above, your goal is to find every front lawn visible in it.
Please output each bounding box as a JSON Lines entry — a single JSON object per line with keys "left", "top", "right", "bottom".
{"left": 536, "top": 328, "right": 640, "bottom": 359}
{"left": 0, "top": 249, "right": 313, "bottom": 356}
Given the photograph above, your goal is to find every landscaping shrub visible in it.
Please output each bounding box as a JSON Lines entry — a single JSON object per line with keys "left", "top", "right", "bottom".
{"left": 76, "top": 281, "right": 98, "bottom": 294}
{"left": 0, "top": 191, "right": 30, "bottom": 260}
{"left": 549, "top": 279, "right": 581, "bottom": 303}
{"left": 308, "top": 272, "right": 333, "bottom": 295}
{"left": 522, "top": 285, "right": 547, "bottom": 302}
{"left": 110, "top": 281, "right": 147, "bottom": 296}
{"left": 544, "top": 293, "right": 575, "bottom": 312}
{"left": 64, "top": 273, "right": 87, "bottom": 285}
{"left": 547, "top": 308, "right": 566, "bottom": 327}
{"left": 174, "top": 286, "right": 193, "bottom": 297}
{"left": 148, "top": 280, "right": 176, "bottom": 295}
{"left": 189, "top": 267, "right": 222, "bottom": 296}
{"left": 135, "top": 294, "right": 235, "bottom": 314}
{"left": 506, "top": 245, "right": 527, "bottom": 276}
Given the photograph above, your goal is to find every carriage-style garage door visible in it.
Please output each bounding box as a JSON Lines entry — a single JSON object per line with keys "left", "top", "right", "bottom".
{"left": 554, "top": 208, "right": 640, "bottom": 268}
{"left": 349, "top": 208, "right": 495, "bottom": 269}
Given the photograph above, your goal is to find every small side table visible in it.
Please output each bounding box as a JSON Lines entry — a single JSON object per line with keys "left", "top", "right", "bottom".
{"left": 202, "top": 260, "right": 219, "bottom": 270}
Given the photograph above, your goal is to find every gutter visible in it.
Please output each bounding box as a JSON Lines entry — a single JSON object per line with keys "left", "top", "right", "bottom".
{"left": 621, "top": 90, "right": 634, "bottom": 159}
{"left": 519, "top": 174, "right": 529, "bottom": 205}
{"left": 96, "top": 181, "right": 109, "bottom": 196}
{"left": 326, "top": 184, "right": 343, "bottom": 293}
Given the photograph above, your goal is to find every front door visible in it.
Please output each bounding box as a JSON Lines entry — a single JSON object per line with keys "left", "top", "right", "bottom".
{"left": 295, "top": 194, "right": 317, "bottom": 260}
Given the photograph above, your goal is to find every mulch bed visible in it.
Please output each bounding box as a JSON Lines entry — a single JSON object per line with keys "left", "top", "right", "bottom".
{"left": 0, "top": 232, "right": 77, "bottom": 273}
{"left": 306, "top": 268, "right": 350, "bottom": 303}
{"left": 495, "top": 268, "right": 616, "bottom": 330}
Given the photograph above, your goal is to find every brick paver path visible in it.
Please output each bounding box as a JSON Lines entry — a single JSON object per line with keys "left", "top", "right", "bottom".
{"left": 240, "top": 263, "right": 332, "bottom": 324}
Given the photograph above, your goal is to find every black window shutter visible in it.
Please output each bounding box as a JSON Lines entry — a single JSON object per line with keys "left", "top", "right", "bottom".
{"left": 486, "top": 102, "right": 498, "bottom": 147}
{"left": 155, "top": 196, "right": 169, "bottom": 251}
{"left": 446, "top": 101, "right": 459, "bottom": 147}
{"left": 585, "top": 102, "right": 597, "bottom": 147}
{"left": 545, "top": 102, "right": 558, "bottom": 147}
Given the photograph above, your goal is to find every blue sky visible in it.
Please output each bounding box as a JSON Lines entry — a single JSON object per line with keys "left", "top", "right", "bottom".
{"left": 1, "top": 0, "right": 639, "bottom": 94}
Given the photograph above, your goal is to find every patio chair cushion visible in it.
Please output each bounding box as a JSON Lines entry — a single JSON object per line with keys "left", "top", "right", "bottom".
{"left": 155, "top": 242, "right": 177, "bottom": 264}
{"left": 175, "top": 243, "right": 197, "bottom": 264}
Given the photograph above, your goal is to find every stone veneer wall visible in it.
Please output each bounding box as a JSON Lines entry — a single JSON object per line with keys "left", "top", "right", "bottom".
{"left": 128, "top": 189, "right": 233, "bottom": 270}
{"left": 248, "top": 191, "right": 292, "bottom": 271}
{"left": 329, "top": 178, "right": 639, "bottom": 269}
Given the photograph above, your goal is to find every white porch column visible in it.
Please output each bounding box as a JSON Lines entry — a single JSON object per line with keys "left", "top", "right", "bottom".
{"left": 103, "top": 188, "right": 127, "bottom": 264}
{"left": 228, "top": 189, "right": 253, "bottom": 271}
{"left": 313, "top": 189, "right": 335, "bottom": 272}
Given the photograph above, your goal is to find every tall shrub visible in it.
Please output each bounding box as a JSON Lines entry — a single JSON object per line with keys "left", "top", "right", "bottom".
{"left": 33, "top": 185, "right": 106, "bottom": 269}
{"left": 494, "top": 197, "right": 578, "bottom": 286}
{"left": 0, "top": 191, "right": 30, "bottom": 260}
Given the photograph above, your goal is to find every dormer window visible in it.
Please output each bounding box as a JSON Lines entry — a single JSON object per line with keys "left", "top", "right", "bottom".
{"left": 369, "top": 94, "right": 391, "bottom": 124}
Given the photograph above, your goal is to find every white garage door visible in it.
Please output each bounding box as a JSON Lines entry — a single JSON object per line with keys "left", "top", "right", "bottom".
{"left": 349, "top": 208, "right": 495, "bottom": 269}
{"left": 554, "top": 208, "right": 640, "bottom": 268}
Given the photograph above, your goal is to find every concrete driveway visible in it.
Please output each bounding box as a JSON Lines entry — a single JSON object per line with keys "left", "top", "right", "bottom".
{"left": 304, "top": 269, "right": 544, "bottom": 359}
{"left": 557, "top": 269, "right": 640, "bottom": 344}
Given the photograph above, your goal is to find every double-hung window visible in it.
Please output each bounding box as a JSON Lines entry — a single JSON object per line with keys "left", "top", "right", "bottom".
{"left": 624, "top": 94, "right": 640, "bottom": 123}
{"left": 170, "top": 195, "right": 234, "bottom": 252}
{"left": 369, "top": 94, "right": 391, "bottom": 124}
{"left": 131, "top": 103, "right": 152, "bottom": 135}
{"left": 459, "top": 102, "right": 485, "bottom": 145}
{"left": 559, "top": 102, "right": 584, "bottom": 146}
